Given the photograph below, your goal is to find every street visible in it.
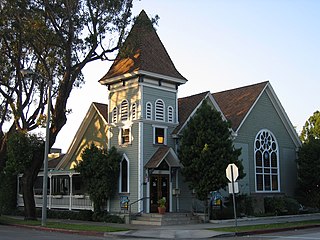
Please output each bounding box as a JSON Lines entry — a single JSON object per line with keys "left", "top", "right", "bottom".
{"left": 217, "top": 227, "right": 320, "bottom": 240}
{"left": 1, "top": 224, "right": 320, "bottom": 240}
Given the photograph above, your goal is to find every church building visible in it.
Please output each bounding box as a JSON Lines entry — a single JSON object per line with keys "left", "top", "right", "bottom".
{"left": 17, "top": 10, "right": 301, "bottom": 216}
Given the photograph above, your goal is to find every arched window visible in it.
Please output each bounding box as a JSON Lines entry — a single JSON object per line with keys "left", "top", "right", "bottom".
{"left": 254, "top": 129, "right": 279, "bottom": 192}
{"left": 155, "top": 99, "right": 165, "bottom": 121}
{"left": 146, "top": 102, "right": 152, "bottom": 120}
{"left": 112, "top": 107, "right": 117, "bottom": 123}
{"left": 121, "top": 100, "right": 129, "bottom": 121}
{"left": 119, "top": 155, "right": 129, "bottom": 193}
{"left": 131, "top": 103, "right": 137, "bottom": 120}
{"left": 167, "top": 106, "right": 174, "bottom": 123}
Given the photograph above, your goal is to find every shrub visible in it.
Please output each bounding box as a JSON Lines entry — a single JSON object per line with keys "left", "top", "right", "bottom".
{"left": 264, "top": 196, "right": 300, "bottom": 215}
{"left": 264, "top": 197, "right": 285, "bottom": 215}
{"left": 0, "top": 174, "right": 17, "bottom": 214}
{"left": 284, "top": 197, "right": 300, "bottom": 215}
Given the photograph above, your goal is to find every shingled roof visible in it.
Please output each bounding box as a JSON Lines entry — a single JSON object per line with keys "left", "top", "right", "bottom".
{"left": 213, "top": 81, "right": 268, "bottom": 131}
{"left": 99, "top": 10, "right": 186, "bottom": 84}
{"left": 93, "top": 102, "right": 108, "bottom": 123}
{"left": 173, "top": 91, "right": 210, "bottom": 134}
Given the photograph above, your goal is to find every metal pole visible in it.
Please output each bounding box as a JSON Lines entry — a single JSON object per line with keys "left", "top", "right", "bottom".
{"left": 231, "top": 165, "right": 237, "bottom": 228}
{"left": 41, "top": 78, "right": 51, "bottom": 226}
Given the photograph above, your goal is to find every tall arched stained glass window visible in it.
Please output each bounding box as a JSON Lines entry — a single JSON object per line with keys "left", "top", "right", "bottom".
{"left": 254, "top": 129, "right": 279, "bottom": 192}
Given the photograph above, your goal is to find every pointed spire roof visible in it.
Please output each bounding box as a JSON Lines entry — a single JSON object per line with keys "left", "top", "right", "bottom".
{"left": 99, "top": 10, "right": 187, "bottom": 85}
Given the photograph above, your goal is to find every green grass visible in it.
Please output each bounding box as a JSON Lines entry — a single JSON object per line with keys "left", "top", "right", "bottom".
{"left": 211, "top": 220, "right": 320, "bottom": 233}
{"left": 0, "top": 216, "right": 128, "bottom": 232}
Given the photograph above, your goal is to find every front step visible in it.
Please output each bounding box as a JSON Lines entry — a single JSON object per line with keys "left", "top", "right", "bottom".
{"left": 131, "top": 213, "right": 200, "bottom": 226}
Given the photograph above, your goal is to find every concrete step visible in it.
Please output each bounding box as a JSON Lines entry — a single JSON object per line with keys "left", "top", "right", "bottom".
{"left": 130, "top": 219, "right": 162, "bottom": 226}
{"left": 131, "top": 212, "right": 200, "bottom": 226}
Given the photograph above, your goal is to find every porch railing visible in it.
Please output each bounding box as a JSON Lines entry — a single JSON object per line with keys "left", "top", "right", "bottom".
{"left": 18, "top": 194, "right": 93, "bottom": 211}
{"left": 128, "top": 197, "right": 150, "bottom": 223}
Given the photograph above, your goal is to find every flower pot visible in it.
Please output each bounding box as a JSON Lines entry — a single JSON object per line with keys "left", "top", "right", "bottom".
{"left": 158, "top": 207, "right": 166, "bottom": 214}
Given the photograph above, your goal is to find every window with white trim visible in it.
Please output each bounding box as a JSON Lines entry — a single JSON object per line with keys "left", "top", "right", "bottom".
{"left": 153, "top": 125, "right": 167, "bottom": 145}
{"left": 119, "top": 127, "right": 131, "bottom": 145}
{"left": 121, "top": 100, "right": 129, "bottom": 121}
{"left": 119, "top": 156, "right": 129, "bottom": 193}
{"left": 155, "top": 99, "right": 165, "bottom": 121}
{"left": 167, "top": 106, "right": 174, "bottom": 123}
{"left": 146, "top": 102, "right": 152, "bottom": 120}
{"left": 131, "top": 103, "right": 137, "bottom": 120}
{"left": 112, "top": 107, "right": 117, "bottom": 123}
{"left": 254, "top": 129, "right": 279, "bottom": 192}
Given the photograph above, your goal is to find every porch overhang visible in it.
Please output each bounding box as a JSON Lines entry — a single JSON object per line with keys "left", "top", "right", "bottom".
{"left": 145, "top": 146, "right": 182, "bottom": 169}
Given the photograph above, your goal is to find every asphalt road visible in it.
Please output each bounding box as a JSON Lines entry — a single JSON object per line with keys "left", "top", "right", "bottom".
{"left": 216, "top": 227, "right": 320, "bottom": 240}
{"left": 1, "top": 224, "right": 320, "bottom": 240}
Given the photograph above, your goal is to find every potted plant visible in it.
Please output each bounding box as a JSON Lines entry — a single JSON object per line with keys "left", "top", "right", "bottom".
{"left": 157, "top": 197, "right": 166, "bottom": 214}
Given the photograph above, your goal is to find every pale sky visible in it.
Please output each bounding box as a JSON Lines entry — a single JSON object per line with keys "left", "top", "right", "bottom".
{"left": 53, "top": 0, "right": 320, "bottom": 152}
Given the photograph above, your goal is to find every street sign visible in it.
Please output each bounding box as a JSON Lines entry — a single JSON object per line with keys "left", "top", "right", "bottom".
{"left": 226, "top": 163, "right": 239, "bottom": 182}
{"left": 226, "top": 163, "right": 239, "bottom": 228}
{"left": 228, "top": 182, "right": 239, "bottom": 194}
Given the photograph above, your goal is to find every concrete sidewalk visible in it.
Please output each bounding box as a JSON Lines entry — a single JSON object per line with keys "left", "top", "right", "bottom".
{"left": 106, "top": 213, "right": 320, "bottom": 239}
{"left": 4, "top": 213, "right": 320, "bottom": 239}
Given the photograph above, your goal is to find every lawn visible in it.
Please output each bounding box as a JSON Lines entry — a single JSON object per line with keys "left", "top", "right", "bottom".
{"left": 212, "top": 220, "right": 320, "bottom": 233}
{"left": 0, "top": 215, "right": 128, "bottom": 233}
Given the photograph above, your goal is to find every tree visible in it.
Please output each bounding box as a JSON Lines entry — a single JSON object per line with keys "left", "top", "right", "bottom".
{"left": 297, "top": 138, "right": 320, "bottom": 208}
{"left": 297, "top": 110, "right": 320, "bottom": 208}
{"left": 75, "top": 143, "right": 121, "bottom": 214}
{"left": 0, "top": 0, "right": 133, "bottom": 219}
{"left": 300, "top": 111, "right": 320, "bottom": 143}
{"left": 1, "top": 132, "right": 43, "bottom": 218}
{"left": 179, "top": 101, "right": 244, "bottom": 201}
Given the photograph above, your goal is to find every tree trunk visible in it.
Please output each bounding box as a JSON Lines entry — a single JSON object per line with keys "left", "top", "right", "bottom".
{"left": 21, "top": 146, "right": 44, "bottom": 220}
{"left": 21, "top": 172, "right": 37, "bottom": 220}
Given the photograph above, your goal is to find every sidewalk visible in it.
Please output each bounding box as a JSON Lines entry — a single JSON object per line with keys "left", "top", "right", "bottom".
{"left": 4, "top": 213, "right": 320, "bottom": 239}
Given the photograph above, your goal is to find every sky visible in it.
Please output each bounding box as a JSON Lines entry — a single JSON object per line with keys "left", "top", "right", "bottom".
{"left": 53, "top": 0, "right": 320, "bottom": 152}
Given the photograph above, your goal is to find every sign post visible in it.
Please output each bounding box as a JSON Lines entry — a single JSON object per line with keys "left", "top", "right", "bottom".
{"left": 226, "top": 163, "right": 239, "bottom": 228}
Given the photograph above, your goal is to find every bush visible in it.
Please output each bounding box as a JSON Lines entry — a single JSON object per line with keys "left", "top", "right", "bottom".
{"left": 92, "top": 211, "right": 124, "bottom": 223}
{"left": 237, "top": 194, "right": 254, "bottom": 216}
{"left": 284, "top": 197, "right": 300, "bottom": 215}
{"left": 264, "top": 196, "right": 300, "bottom": 215}
{"left": 0, "top": 174, "right": 17, "bottom": 214}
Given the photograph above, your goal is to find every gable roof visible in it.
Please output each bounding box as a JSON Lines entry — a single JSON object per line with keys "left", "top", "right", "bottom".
{"left": 213, "top": 81, "right": 268, "bottom": 131}
{"left": 99, "top": 10, "right": 187, "bottom": 85}
{"left": 173, "top": 91, "right": 210, "bottom": 135}
{"left": 93, "top": 102, "right": 108, "bottom": 122}
{"left": 56, "top": 102, "right": 108, "bottom": 170}
{"left": 145, "top": 146, "right": 181, "bottom": 169}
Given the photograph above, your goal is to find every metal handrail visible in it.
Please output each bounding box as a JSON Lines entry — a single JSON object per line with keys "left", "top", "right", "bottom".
{"left": 128, "top": 197, "right": 150, "bottom": 223}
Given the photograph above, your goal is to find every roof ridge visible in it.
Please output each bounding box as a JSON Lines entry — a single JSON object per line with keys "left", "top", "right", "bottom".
{"left": 178, "top": 91, "right": 210, "bottom": 100}
{"left": 213, "top": 81, "right": 269, "bottom": 95}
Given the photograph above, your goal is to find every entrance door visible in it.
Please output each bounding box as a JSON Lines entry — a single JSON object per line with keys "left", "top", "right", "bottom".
{"left": 150, "top": 175, "right": 169, "bottom": 213}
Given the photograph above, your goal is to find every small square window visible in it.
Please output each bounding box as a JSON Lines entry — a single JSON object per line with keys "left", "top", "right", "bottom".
{"left": 121, "top": 128, "right": 130, "bottom": 144}
{"left": 155, "top": 127, "right": 165, "bottom": 144}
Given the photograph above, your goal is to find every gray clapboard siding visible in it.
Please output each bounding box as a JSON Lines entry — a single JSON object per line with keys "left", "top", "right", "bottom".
{"left": 235, "top": 91, "right": 297, "bottom": 195}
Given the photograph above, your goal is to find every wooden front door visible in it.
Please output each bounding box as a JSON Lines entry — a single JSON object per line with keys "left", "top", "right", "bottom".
{"left": 150, "top": 175, "right": 169, "bottom": 213}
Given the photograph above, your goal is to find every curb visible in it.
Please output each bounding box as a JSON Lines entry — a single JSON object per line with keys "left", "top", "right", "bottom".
{"left": 7, "top": 223, "right": 105, "bottom": 237}
{"left": 235, "top": 224, "right": 320, "bottom": 237}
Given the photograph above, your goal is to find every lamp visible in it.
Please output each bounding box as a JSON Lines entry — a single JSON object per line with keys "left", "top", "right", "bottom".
{"left": 21, "top": 69, "right": 51, "bottom": 226}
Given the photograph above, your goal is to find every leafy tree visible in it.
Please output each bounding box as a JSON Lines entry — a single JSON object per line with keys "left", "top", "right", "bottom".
{"left": 75, "top": 143, "right": 121, "bottom": 214}
{"left": 297, "top": 138, "right": 320, "bottom": 208}
{"left": 179, "top": 101, "right": 244, "bottom": 201}
{"left": 300, "top": 111, "right": 320, "bottom": 143}
{"left": 0, "top": 0, "right": 133, "bottom": 219}
{"left": 2, "top": 132, "right": 43, "bottom": 218}
{"left": 297, "top": 111, "right": 320, "bottom": 208}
